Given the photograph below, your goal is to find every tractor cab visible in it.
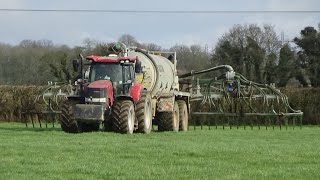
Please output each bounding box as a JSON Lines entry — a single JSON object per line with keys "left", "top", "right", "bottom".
{"left": 85, "top": 55, "right": 141, "bottom": 96}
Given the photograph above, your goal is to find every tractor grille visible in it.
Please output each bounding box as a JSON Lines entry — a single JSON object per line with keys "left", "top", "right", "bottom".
{"left": 85, "top": 88, "right": 107, "bottom": 104}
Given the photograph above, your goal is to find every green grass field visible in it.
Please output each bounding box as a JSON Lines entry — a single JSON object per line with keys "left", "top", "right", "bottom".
{"left": 0, "top": 123, "right": 320, "bottom": 180}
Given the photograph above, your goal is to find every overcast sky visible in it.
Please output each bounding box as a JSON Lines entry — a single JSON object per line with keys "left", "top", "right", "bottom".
{"left": 0, "top": 0, "right": 319, "bottom": 49}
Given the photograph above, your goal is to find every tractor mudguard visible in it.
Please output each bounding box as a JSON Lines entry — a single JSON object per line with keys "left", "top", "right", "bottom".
{"left": 130, "top": 83, "right": 143, "bottom": 102}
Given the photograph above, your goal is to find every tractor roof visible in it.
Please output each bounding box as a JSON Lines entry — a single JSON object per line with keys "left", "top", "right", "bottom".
{"left": 86, "top": 55, "right": 138, "bottom": 63}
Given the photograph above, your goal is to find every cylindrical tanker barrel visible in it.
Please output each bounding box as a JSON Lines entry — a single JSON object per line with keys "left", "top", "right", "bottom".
{"left": 128, "top": 50, "right": 177, "bottom": 98}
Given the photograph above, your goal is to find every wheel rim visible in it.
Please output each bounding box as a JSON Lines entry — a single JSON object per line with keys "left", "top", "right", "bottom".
{"left": 144, "top": 99, "right": 152, "bottom": 130}
{"left": 128, "top": 104, "right": 134, "bottom": 133}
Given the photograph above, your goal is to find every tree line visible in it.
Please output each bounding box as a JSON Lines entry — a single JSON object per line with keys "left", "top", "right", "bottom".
{"left": 0, "top": 23, "right": 319, "bottom": 87}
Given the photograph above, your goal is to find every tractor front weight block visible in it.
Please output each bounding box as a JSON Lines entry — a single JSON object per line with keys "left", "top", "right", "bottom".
{"left": 74, "top": 104, "right": 104, "bottom": 122}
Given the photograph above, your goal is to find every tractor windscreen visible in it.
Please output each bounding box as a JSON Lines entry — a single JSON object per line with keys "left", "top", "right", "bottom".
{"left": 89, "top": 63, "right": 123, "bottom": 82}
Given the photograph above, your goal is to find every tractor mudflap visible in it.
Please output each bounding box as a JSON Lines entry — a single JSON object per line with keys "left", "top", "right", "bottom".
{"left": 74, "top": 104, "right": 104, "bottom": 121}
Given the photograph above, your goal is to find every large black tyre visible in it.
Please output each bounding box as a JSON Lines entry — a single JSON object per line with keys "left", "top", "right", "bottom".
{"left": 112, "top": 100, "right": 135, "bottom": 134}
{"left": 157, "top": 102, "right": 179, "bottom": 132}
{"left": 61, "top": 100, "right": 81, "bottom": 133}
{"left": 177, "top": 100, "right": 188, "bottom": 131}
{"left": 136, "top": 92, "right": 152, "bottom": 134}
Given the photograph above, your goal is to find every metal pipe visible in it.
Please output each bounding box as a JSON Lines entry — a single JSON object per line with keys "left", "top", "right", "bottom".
{"left": 178, "top": 65, "right": 234, "bottom": 78}
{"left": 79, "top": 54, "right": 84, "bottom": 97}
{"left": 122, "top": 65, "right": 126, "bottom": 93}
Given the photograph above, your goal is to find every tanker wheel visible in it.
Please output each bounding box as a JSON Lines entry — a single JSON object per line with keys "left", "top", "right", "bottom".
{"left": 135, "top": 92, "right": 152, "bottom": 134}
{"left": 177, "top": 100, "right": 188, "bottom": 131}
{"left": 112, "top": 100, "right": 135, "bottom": 134}
{"left": 157, "top": 101, "right": 179, "bottom": 132}
{"left": 61, "top": 100, "right": 81, "bottom": 133}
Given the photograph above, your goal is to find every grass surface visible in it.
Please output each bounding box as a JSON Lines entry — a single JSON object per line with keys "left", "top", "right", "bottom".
{"left": 0, "top": 123, "right": 320, "bottom": 180}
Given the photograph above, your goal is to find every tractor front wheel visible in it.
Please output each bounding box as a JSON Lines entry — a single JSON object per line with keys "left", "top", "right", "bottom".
{"left": 61, "top": 100, "right": 81, "bottom": 133}
{"left": 112, "top": 100, "right": 135, "bottom": 134}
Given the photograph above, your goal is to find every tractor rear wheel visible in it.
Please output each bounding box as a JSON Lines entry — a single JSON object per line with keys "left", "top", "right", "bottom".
{"left": 136, "top": 92, "right": 152, "bottom": 134}
{"left": 61, "top": 100, "right": 81, "bottom": 133}
{"left": 112, "top": 100, "right": 135, "bottom": 134}
{"left": 157, "top": 101, "right": 179, "bottom": 132}
{"left": 177, "top": 100, "right": 188, "bottom": 131}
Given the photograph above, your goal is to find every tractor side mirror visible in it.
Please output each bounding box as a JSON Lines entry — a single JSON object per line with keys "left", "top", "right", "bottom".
{"left": 135, "top": 61, "right": 142, "bottom": 73}
{"left": 84, "top": 69, "right": 90, "bottom": 80}
{"left": 72, "top": 59, "right": 80, "bottom": 72}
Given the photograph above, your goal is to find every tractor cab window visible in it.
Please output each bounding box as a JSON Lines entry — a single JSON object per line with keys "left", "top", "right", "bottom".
{"left": 125, "top": 65, "right": 134, "bottom": 82}
{"left": 89, "top": 63, "right": 133, "bottom": 83}
{"left": 89, "top": 63, "right": 122, "bottom": 82}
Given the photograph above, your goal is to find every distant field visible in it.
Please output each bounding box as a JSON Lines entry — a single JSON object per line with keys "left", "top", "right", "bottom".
{"left": 0, "top": 123, "right": 320, "bottom": 179}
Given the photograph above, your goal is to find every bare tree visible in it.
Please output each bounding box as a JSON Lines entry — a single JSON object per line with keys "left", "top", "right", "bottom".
{"left": 118, "top": 34, "right": 140, "bottom": 47}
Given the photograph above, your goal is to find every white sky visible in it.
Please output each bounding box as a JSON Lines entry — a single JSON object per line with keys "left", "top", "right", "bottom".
{"left": 0, "top": 0, "right": 319, "bottom": 49}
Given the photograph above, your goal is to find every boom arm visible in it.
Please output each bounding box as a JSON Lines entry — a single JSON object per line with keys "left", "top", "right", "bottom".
{"left": 178, "top": 65, "right": 235, "bottom": 80}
